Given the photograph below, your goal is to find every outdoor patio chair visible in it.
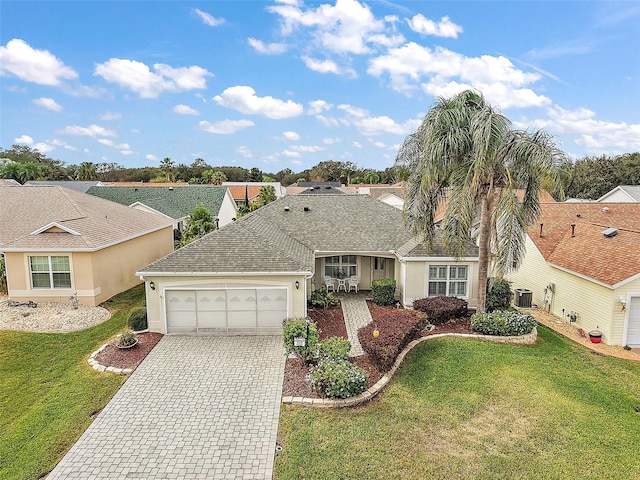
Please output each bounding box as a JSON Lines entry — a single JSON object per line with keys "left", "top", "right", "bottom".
{"left": 347, "top": 276, "right": 359, "bottom": 292}
{"left": 324, "top": 276, "right": 336, "bottom": 292}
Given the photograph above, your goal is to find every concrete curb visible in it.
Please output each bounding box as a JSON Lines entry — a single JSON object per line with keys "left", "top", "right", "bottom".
{"left": 283, "top": 328, "right": 537, "bottom": 408}
{"left": 87, "top": 344, "right": 135, "bottom": 375}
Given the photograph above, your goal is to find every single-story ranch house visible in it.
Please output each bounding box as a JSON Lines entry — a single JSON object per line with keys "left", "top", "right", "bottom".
{"left": 137, "top": 194, "right": 479, "bottom": 335}
{"left": 506, "top": 202, "right": 640, "bottom": 347}
{"left": 0, "top": 185, "right": 174, "bottom": 306}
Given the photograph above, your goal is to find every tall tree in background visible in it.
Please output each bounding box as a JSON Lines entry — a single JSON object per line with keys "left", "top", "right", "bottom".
{"left": 159, "top": 157, "right": 175, "bottom": 181}
{"left": 396, "top": 90, "right": 565, "bottom": 312}
{"left": 363, "top": 170, "right": 380, "bottom": 184}
{"left": 76, "top": 162, "right": 98, "bottom": 180}
{"left": 180, "top": 204, "right": 216, "bottom": 246}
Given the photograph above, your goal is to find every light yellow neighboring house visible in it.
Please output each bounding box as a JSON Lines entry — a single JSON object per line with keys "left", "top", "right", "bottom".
{"left": 0, "top": 185, "right": 174, "bottom": 306}
{"left": 506, "top": 202, "right": 640, "bottom": 347}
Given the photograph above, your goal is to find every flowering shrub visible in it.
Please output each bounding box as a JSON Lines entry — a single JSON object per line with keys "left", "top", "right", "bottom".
{"left": 358, "top": 309, "right": 426, "bottom": 371}
{"left": 282, "top": 318, "right": 320, "bottom": 364}
{"left": 317, "top": 336, "right": 351, "bottom": 362}
{"left": 412, "top": 296, "right": 468, "bottom": 325}
{"left": 309, "top": 358, "right": 368, "bottom": 399}
{"left": 471, "top": 310, "right": 537, "bottom": 336}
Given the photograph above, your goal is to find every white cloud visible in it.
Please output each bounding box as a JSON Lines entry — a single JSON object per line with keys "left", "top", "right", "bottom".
{"left": 194, "top": 8, "right": 225, "bottom": 27}
{"left": 97, "top": 139, "right": 130, "bottom": 150}
{"left": 307, "top": 99, "right": 333, "bottom": 115}
{"left": 146, "top": 154, "right": 158, "bottom": 161}
{"left": 33, "top": 142, "right": 55, "bottom": 152}
{"left": 32, "top": 97, "right": 62, "bottom": 112}
{"left": 0, "top": 39, "right": 77, "bottom": 86}
{"left": 373, "top": 141, "right": 386, "bottom": 148}
{"left": 283, "top": 131, "right": 301, "bottom": 141}
{"left": 62, "top": 124, "right": 117, "bottom": 137}
{"left": 248, "top": 38, "right": 288, "bottom": 54}
{"left": 302, "top": 56, "right": 356, "bottom": 76}
{"left": 173, "top": 104, "right": 199, "bottom": 115}
{"left": 287, "top": 144, "right": 324, "bottom": 153}
{"left": 523, "top": 105, "right": 640, "bottom": 153}
{"left": 268, "top": 0, "right": 403, "bottom": 55}
{"left": 14, "top": 134, "right": 33, "bottom": 144}
{"left": 100, "top": 112, "right": 122, "bottom": 121}
{"left": 352, "top": 141, "right": 362, "bottom": 148}
{"left": 368, "top": 42, "right": 551, "bottom": 108}
{"left": 94, "top": 59, "right": 212, "bottom": 98}
{"left": 235, "top": 146, "right": 255, "bottom": 158}
{"left": 323, "top": 137, "right": 341, "bottom": 144}
{"left": 406, "top": 14, "right": 463, "bottom": 38}
{"left": 338, "top": 104, "right": 420, "bottom": 135}
{"left": 281, "top": 149, "right": 301, "bottom": 158}
{"left": 213, "top": 85, "right": 303, "bottom": 119}
{"left": 199, "top": 119, "right": 255, "bottom": 134}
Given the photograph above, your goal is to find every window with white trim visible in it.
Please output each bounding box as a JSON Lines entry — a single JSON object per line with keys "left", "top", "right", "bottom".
{"left": 428, "top": 265, "right": 468, "bottom": 297}
{"left": 30, "top": 256, "right": 71, "bottom": 289}
{"left": 324, "top": 255, "right": 357, "bottom": 278}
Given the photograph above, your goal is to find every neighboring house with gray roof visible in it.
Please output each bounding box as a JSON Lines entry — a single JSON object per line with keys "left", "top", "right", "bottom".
{"left": 85, "top": 185, "right": 237, "bottom": 230}
{"left": 0, "top": 185, "right": 174, "bottom": 306}
{"left": 137, "top": 195, "right": 479, "bottom": 335}
{"left": 25, "top": 180, "right": 104, "bottom": 192}
{"left": 597, "top": 185, "right": 640, "bottom": 203}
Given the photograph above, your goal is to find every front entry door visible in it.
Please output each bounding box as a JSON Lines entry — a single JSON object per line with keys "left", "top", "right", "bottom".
{"left": 373, "top": 257, "right": 386, "bottom": 281}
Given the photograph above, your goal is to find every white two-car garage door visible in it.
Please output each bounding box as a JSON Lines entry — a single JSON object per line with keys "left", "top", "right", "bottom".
{"left": 165, "top": 288, "right": 287, "bottom": 335}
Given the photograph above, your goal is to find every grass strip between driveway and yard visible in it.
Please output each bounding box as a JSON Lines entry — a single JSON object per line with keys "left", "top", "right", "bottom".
{"left": 0, "top": 285, "right": 146, "bottom": 480}
{"left": 275, "top": 326, "right": 640, "bottom": 480}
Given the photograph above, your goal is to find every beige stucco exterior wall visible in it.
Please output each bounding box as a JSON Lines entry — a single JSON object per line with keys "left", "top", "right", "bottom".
{"left": 400, "top": 259, "right": 478, "bottom": 309}
{"left": 142, "top": 274, "right": 307, "bottom": 334}
{"left": 4, "top": 226, "right": 174, "bottom": 306}
{"left": 505, "top": 235, "right": 628, "bottom": 345}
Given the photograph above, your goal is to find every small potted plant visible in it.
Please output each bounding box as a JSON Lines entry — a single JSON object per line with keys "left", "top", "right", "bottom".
{"left": 116, "top": 330, "right": 138, "bottom": 349}
{"left": 588, "top": 330, "right": 603, "bottom": 343}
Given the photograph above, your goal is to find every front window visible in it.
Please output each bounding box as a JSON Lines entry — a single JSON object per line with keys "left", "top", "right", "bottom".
{"left": 428, "top": 265, "right": 467, "bottom": 297}
{"left": 324, "top": 255, "right": 357, "bottom": 278}
{"left": 30, "top": 256, "right": 71, "bottom": 289}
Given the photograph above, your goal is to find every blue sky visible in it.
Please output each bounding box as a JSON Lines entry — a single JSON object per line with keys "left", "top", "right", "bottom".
{"left": 1, "top": 1, "right": 639, "bottom": 173}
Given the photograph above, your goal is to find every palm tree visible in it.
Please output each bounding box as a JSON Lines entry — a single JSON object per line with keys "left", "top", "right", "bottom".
{"left": 363, "top": 170, "right": 380, "bottom": 184}
{"left": 159, "top": 157, "right": 175, "bottom": 182}
{"left": 210, "top": 171, "right": 227, "bottom": 185}
{"left": 396, "top": 90, "right": 564, "bottom": 312}
{"left": 76, "top": 162, "right": 98, "bottom": 180}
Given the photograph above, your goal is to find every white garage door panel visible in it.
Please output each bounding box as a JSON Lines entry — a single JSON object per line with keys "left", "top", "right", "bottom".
{"left": 166, "top": 288, "right": 286, "bottom": 335}
{"left": 626, "top": 297, "right": 640, "bottom": 347}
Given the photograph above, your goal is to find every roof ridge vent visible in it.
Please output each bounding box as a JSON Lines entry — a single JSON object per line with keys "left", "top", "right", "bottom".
{"left": 602, "top": 227, "right": 618, "bottom": 238}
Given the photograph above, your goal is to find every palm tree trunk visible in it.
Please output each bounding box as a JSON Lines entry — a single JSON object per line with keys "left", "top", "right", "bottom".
{"left": 476, "top": 195, "right": 491, "bottom": 312}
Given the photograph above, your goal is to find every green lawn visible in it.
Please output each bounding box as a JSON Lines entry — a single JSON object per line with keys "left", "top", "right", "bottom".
{"left": 275, "top": 326, "right": 640, "bottom": 480}
{"left": 0, "top": 285, "right": 145, "bottom": 480}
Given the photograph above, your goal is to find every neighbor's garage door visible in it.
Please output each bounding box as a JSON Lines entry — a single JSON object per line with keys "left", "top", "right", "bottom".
{"left": 626, "top": 296, "right": 640, "bottom": 348}
{"left": 165, "top": 288, "right": 287, "bottom": 335}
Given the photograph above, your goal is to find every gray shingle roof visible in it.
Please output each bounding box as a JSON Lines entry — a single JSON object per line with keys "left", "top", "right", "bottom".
{"left": 86, "top": 185, "right": 228, "bottom": 219}
{"left": 25, "top": 180, "right": 103, "bottom": 192}
{"left": 0, "top": 186, "right": 174, "bottom": 251}
{"left": 140, "top": 194, "right": 479, "bottom": 274}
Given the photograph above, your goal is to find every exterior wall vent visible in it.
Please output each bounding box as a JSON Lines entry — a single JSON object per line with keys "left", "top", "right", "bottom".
{"left": 602, "top": 227, "right": 618, "bottom": 238}
{"left": 304, "top": 206, "right": 310, "bottom": 212}
{"left": 284, "top": 206, "right": 290, "bottom": 212}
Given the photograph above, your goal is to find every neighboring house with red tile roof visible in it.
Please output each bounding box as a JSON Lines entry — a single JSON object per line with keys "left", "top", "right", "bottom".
{"left": 221, "top": 182, "right": 286, "bottom": 206}
{"left": 0, "top": 185, "right": 174, "bottom": 306}
{"left": 506, "top": 202, "right": 640, "bottom": 347}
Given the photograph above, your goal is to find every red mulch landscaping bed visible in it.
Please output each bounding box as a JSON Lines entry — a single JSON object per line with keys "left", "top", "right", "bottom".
{"left": 282, "top": 302, "right": 474, "bottom": 398}
{"left": 94, "top": 332, "right": 164, "bottom": 370}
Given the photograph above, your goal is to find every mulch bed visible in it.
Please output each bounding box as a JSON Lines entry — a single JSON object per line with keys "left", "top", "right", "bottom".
{"left": 282, "top": 302, "right": 474, "bottom": 398}
{"left": 94, "top": 332, "right": 164, "bottom": 369}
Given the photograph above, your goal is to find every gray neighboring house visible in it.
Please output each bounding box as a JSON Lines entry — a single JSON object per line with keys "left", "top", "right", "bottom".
{"left": 137, "top": 194, "right": 479, "bottom": 336}
{"left": 24, "top": 180, "right": 104, "bottom": 192}
{"left": 597, "top": 185, "right": 640, "bottom": 203}
{"left": 86, "top": 185, "right": 238, "bottom": 231}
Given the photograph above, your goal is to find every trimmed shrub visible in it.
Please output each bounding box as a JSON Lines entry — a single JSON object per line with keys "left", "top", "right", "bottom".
{"left": 358, "top": 309, "right": 426, "bottom": 371}
{"left": 371, "top": 278, "right": 396, "bottom": 306}
{"left": 282, "top": 318, "right": 320, "bottom": 364}
{"left": 309, "top": 358, "right": 368, "bottom": 399}
{"left": 413, "top": 296, "right": 468, "bottom": 325}
{"left": 471, "top": 310, "right": 537, "bottom": 336}
{"left": 309, "top": 287, "right": 339, "bottom": 308}
{"left": 317, "top": 336, "right": 351, "bottom": 362}
{"left": 128, "top": 308, "right": 148, "bottom": 331}
{"left": 485, "top": 278, "right": 513, "bottom": 312}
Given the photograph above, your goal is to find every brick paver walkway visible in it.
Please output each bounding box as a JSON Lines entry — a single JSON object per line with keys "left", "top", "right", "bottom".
{"left": 48, "top": 336, "right": 285, "bottom": 480}
{"left": 339, "top": 293, "right": 373, "bottom": 356}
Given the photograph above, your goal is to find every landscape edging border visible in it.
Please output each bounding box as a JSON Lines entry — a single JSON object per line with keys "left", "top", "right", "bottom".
{"left": 282, "top": 327, "right": 538, "bottom": 408}
{"left": 87, "top": 344, "right": 135, "bottom": 375}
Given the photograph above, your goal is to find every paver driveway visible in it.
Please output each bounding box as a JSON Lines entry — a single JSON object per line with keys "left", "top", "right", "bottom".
{"left": 48, "top": 336, "right": 285, "bottom": 480}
